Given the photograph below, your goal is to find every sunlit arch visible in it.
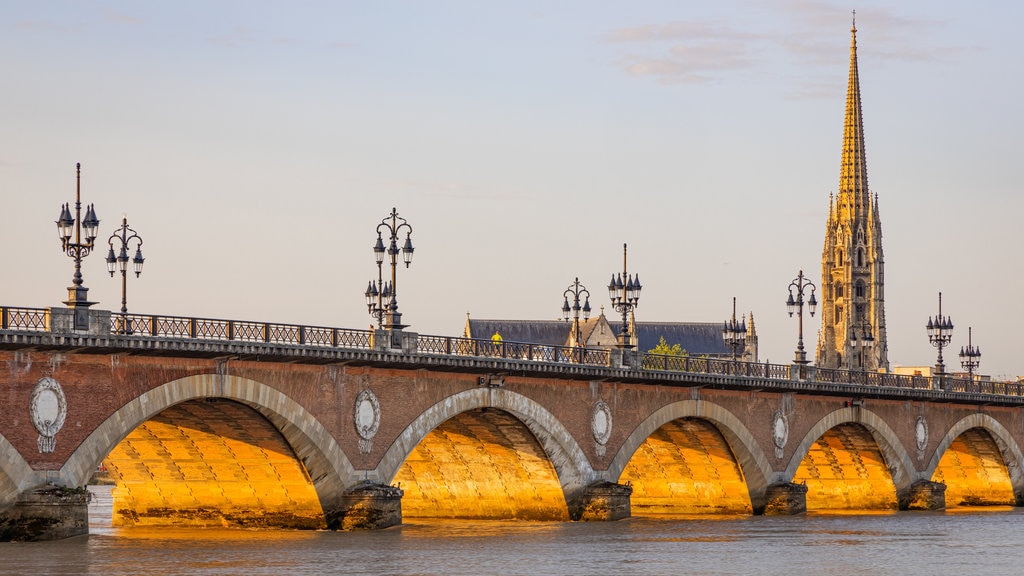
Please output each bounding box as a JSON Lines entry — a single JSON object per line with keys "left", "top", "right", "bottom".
{"left": 607, "top": 399, "right": 773, "bottom": 504}
{"left": 784, "top": 407, "right": 915, "bottom": 492}
{"left": 59, "top": 373, "right": 356, "bottom": 506}
{"left": 926, "top": 413, "right": 1024, "bottom": 503}
{"left": 376, "top": 387, "right": 594, "bottom": 499}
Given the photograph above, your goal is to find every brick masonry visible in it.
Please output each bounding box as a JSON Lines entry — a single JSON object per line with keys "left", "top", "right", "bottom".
{"left": 2, "top": 349, "right": 1023, "bottom": 516}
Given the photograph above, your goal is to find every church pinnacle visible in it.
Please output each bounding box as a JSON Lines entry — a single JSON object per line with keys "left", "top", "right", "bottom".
{"left": 816, "top": 18, "right": 889, "bottom": 371}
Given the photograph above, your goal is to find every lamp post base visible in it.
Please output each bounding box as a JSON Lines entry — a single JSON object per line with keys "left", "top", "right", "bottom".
{"left": 63, "top": 286, "right": 96, "bottom": 332}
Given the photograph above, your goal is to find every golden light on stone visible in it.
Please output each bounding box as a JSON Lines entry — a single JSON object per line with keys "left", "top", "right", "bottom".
{"left": 793, "top": 423, "right": 897, "bottom": 511}
{"left": 931, "top": 427, "right": 1015, "bottom": 507}
{"left": 102, "top": 400, "right": 324, "bottom": 529}
{"left": 620, "top": 418, "right": 752, "bottom": 516}
{"left": 393, "top": 409, "right": 569, "bottom": 521}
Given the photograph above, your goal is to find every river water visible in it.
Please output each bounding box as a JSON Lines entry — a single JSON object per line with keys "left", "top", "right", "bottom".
{"left": 1, "top": 486, "right": 1021, "bottom": 576}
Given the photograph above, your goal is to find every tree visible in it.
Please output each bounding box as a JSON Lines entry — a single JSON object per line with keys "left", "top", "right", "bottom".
{"left": 648, "top": 336, "right": 687, "bottom": 357}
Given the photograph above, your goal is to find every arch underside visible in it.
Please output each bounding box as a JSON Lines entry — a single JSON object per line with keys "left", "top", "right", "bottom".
{"left": 101, "top": 399, "right": 324, "bottom": 528}
{"left": 621, "top": 418, "right": 752, "bottom": 515}
{"left": 793, "top": 423, "right": 897, "bottom": 510}
{"left": 932, "top": 427, "right": 1014, "bottom": 507}
{"left": 393, "top": 408, "right": 569, "bottom": 520}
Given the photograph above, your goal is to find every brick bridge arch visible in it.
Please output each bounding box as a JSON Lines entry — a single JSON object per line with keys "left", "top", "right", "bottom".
{"left": 375, "top": 387, "right": 596, "bottom": 505}
{"left": 605, "top": 399, "right": 775, "bottom": 509}
{"left": 783, "top": 407, "right": 916, "bottom": 493}
{"left": 926, "top": 413, "right": 1024, "bottom": 504}
{"left": 57, "top": 374, "right": 357, "bottom": 508}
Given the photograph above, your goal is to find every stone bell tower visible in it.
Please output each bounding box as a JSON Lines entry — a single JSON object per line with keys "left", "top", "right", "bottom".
{"left": 816, "top": 18, "right": 889, "bottom": 371}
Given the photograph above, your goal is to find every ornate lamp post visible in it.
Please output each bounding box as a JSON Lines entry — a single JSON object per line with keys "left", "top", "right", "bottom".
{"left": 849, "top": 324, "right": 874, "bottom": 370}
{"left": 56, "top": 163, "right": 101, "bottom": 331}
{"left": 562, "top": 277, "right": 592, "bottom": 347}
{"left": 722, "top": 297, "right": 746, "bottom": 361}
{"left": 105, "top": 216, "right": 145, "bottom": 334}
{"left": 926, "top": 292, "right": 954, "bottom": 376}
{"left": 786, "top": 270, "right": 817, "bottom": 365}
{"left": 607, "top": 243, "right": 641, "bottom": 349}
{"left": 364, "top": 207, "right": 414, "bottom": 330}
{"left": 959, "top": 326, "right": 981, "bottom": 382}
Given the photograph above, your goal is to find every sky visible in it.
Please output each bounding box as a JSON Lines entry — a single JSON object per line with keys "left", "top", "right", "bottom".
{"left": 2, "top": 1, "right": 1021, "bottom": 379}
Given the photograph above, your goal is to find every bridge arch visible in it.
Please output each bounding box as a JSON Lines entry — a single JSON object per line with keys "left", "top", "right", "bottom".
{"left": 926, "top": 413, "right": 1024, "bottom": 505}
{"left": 59, "top": 373, "right": 356, "bottom": 507}
{"left": 0, "top": 432, "right": 34, "bottom": 505}
{"left": 784, "top": 407, "right": 915, "bottom": 509}
{"left": 606, "top": 399, "right": 774, "bottom": 510}
{"left": 376, "top": 387, "right": 596, "bottom": 507}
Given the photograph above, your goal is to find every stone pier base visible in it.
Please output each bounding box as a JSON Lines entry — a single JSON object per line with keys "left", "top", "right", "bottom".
{"left": 571, "top": 481, "right": 633, "bottom": 521}
{"left": 899, "top": 480, "right": 946, "bottom": 511}
{"left": 759, "top": 482, "right": 808, "bottom": 515}
{"left": 325, "top": 481, "right": 404, "bottom": 531}
{"left": 0, "top": 485, "right": 91, "bottom": 542}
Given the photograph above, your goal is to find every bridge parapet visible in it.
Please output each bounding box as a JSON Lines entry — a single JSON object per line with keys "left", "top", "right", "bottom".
{"left": 2, "top": 304, "right": 1022, "bottom": 404}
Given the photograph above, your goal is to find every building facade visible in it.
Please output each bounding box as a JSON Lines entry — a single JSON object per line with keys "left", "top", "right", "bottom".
{"left": 816, "top": 21, "right": 889, "bottom": 371}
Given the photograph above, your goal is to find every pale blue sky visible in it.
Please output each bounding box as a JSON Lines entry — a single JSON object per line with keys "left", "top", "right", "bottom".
{"left": 2, "top": 1, "right": 1020, "bottom": 377}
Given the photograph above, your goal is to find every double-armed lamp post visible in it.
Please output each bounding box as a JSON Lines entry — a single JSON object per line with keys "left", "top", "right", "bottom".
{"left": 722, "top": 297, "right": 746, "bottom": 361}
{"left": 786, "top": 270, "right": 817, "bottom": 365}
{"left": 105, "top": 216, "right": 145, "bottom": 334}
{"left": 849, "top": 324, "right": 874, "bottom": 370}
{"left": 562, "top": 277, "right": 592, "bottom": 347}
{"left": 608, "top": 243, "right": 641, "bottom": 349}
{"left": 56, "top": 163, "right": 101, "bottom": 331}
{"left": 959, "top": 326, "right": 981, "bottom": 382}
{"left": 365, "top": 208, "right": 414, "bottom": 330}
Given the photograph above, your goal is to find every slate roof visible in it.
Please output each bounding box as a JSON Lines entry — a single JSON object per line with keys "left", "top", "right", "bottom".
{"left": 613, "top": 321, "right": 729, "bottom": 355}
{"left": 466, "top": 317, "right": 729, "bottom": 355}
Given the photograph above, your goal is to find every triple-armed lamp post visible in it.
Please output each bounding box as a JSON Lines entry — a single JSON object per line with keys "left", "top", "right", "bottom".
{"left": 786, "top": 270, "right": 817, "bottom": 365}
{"left": 56, "top": 163, "right": 101, "bottom": 331}
{"left": 722, "top": 297, "right": 746, "bottom": 362}
{"left": 365, "top": 207, "right": 414, "bottom": 330}
{"left": 562, "top": 277, "right": 591, "bottom": 347}
{"left": 608, "top": 243, "right": 641, "bottom": 349}
{"left": 926, "top": 292, "right": 954, "bottom": 377}
{"left": 105, "top": 216, "right": 145, "bottom": 334}
{"left": 959, "top": 326, "right": 981, "bottom": 382}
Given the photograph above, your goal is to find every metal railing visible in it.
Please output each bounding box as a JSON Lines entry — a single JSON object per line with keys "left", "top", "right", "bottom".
{"left": 0, "top": 306, "right": 49, "bottom": 332}
{"left": 2, "top": 305, "right": 1021, "bottom": 397}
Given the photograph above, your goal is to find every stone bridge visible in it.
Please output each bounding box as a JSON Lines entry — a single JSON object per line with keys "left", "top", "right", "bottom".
{"left": 1, "top": 305, "right": 1022, "bottom": 540}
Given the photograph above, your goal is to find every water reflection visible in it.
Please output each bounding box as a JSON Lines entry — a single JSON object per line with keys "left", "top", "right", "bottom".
{"left": 28, "top": 486, "right": 1020, "bottom": 576}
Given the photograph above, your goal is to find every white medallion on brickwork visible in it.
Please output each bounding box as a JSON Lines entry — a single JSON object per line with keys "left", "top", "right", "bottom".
{"left": 915, "top": 416, "right": 929, "bottom": 454}
{"left": 30, "top": 377, "right": 67, "bottom": 454}
{"left": 591, "top": 400, "right": 612, "bottom": 446}
{"left": 354, "top": 389, "right": 381, "bottom": 454}
{"left": 772, "top": 409, "right": 788, "bottom": 460}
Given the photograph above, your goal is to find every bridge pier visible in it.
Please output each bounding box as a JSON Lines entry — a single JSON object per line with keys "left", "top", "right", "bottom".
{"left": 0, "top": 485, "right": 90, "bottom": 542}
{"left": 570, "top": 481, "right": 633, "bottom": 521}
{"left": 758, "top": 482, "right": 808, "bottom": 515}
{"left": 324, "top": 481, "right": 404, "bottom": 530}
{"left": 899, "top": 480, "right": 946, "bottom": 511}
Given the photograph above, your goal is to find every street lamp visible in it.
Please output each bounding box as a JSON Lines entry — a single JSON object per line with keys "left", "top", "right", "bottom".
{"left": 926, "top": 292, "right": 954, "bottom": 376}
{"left": 608, "top": 243, "right": 641, "bottom": 349}
{"left": 786, "top": 270, "right": 817, "bottom": 365}
{"left": 365, "top": 207, "right": 414, "bottom": 329}
{"left": 105, "top": 215, "right": 145, "bottom": 334}
{"left": 562, "top": 277, "right": 591, "bottom": 347}
{"left": 959, "top": 326, "right": 981, "bottom": 382}
{"left": 722, "top": 297, "right": 746, "bottom": 361}
{"left": 56, "top": 163, "right": 101, "bottom": 331}
{"left": 849, "top": 324, "right": 874, "bottom": 370}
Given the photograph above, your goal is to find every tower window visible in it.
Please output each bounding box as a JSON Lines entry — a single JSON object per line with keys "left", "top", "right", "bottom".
{"left": 855, "top": 280, "right": 865, "bottom": 298}
{"left": 835, "top": 283, "right": 844, "bottom": 298}
{"left": 857, "top": 248, "right": 864, "bottom": 267}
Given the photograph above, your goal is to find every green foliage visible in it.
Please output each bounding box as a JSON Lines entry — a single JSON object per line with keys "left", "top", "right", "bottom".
{"left": 648, "top": 336, "right": 687, "bottom": 357}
